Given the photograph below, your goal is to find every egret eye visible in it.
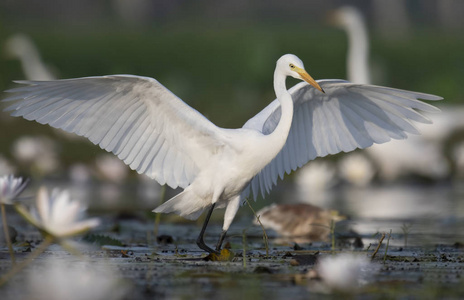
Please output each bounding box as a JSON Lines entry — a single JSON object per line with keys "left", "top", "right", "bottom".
{"left": 289, "top": 64, "right": 296, "bottom": 70}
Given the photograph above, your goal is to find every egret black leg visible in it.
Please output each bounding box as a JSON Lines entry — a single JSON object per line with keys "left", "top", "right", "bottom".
{"left": 215, "top": 230, "right": 227, "bottom": 251}
{"left": 196, "top": 203, "right": 219, "bottom": 254}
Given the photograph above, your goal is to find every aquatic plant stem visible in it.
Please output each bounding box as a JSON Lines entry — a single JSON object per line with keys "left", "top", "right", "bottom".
{"left": 60, "top": 240, "right": 87, "bottom": 261}
{"left": 371, "top": 232, "right": 386, "bottom": 261}
{"left": 401, "top": 223, "right": 412, "bottom": 248}
{"left": 0, "top": 235, "right": 54, "bottom": 286}
{"left": 1, "top": 203, "right": 15, "bottom": 265}
{"left": 242, "top": 229, "right": 247, "bottom": 268}
{"left": 154, "top": 185, "right": 166, "bottom": 238}
{"left": 245, "top": 198, "right": 269, "bottom": 257}
{"left": 330, "top": 219, "right": 335, "bottom": 252}
{"left": 383, "top": 229, "right": 392, "bottom": 265}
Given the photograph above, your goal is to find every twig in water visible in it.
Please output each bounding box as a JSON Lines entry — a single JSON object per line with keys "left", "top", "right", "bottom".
{"left": 1, "top": 203, "right": 15, "bottom": 265}
{"left": 383, "top": 229, "right": 392, "bottom": 265}
{"left": 371, "top": 232, "right": 386, "bottom": 261}
{"left": 245, "top": 198, "right": 269, "bottom": 257}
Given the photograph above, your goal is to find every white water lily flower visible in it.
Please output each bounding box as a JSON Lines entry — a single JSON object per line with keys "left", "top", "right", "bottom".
{"left": 317, "top": 253, "right": 375, "bottom": 291}
{"left": 25, "top": 257, "right": 130, "bottom": 300}
{"left": 0, "top": 175, "right": 29, "bottom": 205}
{"left": 17, "top": 187, "right": 100, "bottom": 238}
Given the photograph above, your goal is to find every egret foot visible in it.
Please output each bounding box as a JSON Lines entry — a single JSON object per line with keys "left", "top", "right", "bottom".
{"left": 215, "top": 230, "right": 227, "bottom": 251}
{"left": 204, "top": 248, "right": 234, "bottom": 261}
{"left": 196, "top": 236, "right": 219, "bottom": 254}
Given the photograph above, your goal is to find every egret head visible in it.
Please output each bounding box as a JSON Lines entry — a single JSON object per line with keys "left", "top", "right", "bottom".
{"left": 277, "top": 54, "right": 325, "bottom": 93}
{"left": 330, "top": 6, "right": 363, "bottom": 28}
{"left": 4, "top": 34, "right": 34, "bottom": 58}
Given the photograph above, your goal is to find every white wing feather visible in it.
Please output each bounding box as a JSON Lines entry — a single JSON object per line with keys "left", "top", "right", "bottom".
{"left": 3, "top": 75, "right": 226, "bottom": 188}
{"left": 243, "top": 80, "right": 442, "bottom": 199}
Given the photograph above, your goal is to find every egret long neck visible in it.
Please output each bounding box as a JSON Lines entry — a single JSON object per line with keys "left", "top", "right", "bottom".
{"left": 346, "top": 16, "right": 370, "bottom": 84}
{"left": 268, "top": 71, "right": 294, "bottom": 151}
{"left": 19, "top": 48, "right": 53, "bottom": 81}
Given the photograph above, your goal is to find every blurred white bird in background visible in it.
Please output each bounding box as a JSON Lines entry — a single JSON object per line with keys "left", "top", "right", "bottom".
{"left": 4, "top": 34, "right": 56, "bottom": 81}
{"left": 338, "top": 153, "right": 375, "bottom": 187}
{"left": 367, "top": 137, "right": 449, "bottom": 181}
{"left": 331, "top": 6, "right": 371, "bottom": 85}
{"left": 12, "top": 135, "right": 60, "bottom": 177}
{"left": 332, "top": 6, "right": 457, "bottom": 182}
{"left": 296, "top": 6, "right": 374, "bottom": 197}
{"left": 2, "top": 54, "right": 441, "bottom": 253}
{"left": 294, "top": 6, "right": 386, "bottom": 196}
{"left": 295, "top": 160, "right": 337, "bottom": 206}
{"left": 94, "top": 154, "right": 129, "bottom": 208}
{"left": 94, "top": 154, "right": 128, "bottom": 183}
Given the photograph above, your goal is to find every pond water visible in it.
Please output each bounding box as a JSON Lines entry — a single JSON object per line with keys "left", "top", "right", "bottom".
{"left": 2, "top": 180, "right": 464, "bottom": 299}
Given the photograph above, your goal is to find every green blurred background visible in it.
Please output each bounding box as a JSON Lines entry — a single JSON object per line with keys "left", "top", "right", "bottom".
{"left": 0, "top": 0, "right": 463, "bottom": 177}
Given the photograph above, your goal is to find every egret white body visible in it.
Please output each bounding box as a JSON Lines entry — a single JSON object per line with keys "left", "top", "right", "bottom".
{"left": 2, "top": 54, "right": 441, "bottom": 253}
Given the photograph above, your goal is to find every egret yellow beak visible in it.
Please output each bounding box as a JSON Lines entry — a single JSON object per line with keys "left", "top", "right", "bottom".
{"left": 295, "top": 67, "right": 325, "bottom": 93}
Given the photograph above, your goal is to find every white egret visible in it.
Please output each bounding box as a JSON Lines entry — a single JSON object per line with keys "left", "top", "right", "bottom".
{"left": 331, "top": 6, "right": 371, "bottom": 84}
{"left": 5, "top": 34, "right": 56, "bottom": 81}
{"left": 295, "top": 160, "right": 337, "bottom": 206}
{"left": 2, "top": 54, "right": 441, "bottom": 253}
{"left": 332, "top": 6, "right": 450, "bottom": 181}
{"left": 338, "top": 153, "right": 375, "bottom": 187}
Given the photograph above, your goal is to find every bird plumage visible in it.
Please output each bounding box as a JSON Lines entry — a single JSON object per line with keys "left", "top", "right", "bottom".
{"left": 2, "top": 54, "right": 442, "bottom": 253}
{"left": 5, "top": 75, "right": 221, "bottom": 189}
{"left": 243, "top": 80, "right": 441, "bottom": 199}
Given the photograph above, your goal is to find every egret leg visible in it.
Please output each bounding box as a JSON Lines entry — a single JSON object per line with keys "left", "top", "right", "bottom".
{"left": 215, "top": 195, "right": 240, "bottom": 251}
{"left": 196, "top": 203, "right": 219, "bottom": 254}
{"left": 215, "top": 230, "right": 227, "bottom": 251}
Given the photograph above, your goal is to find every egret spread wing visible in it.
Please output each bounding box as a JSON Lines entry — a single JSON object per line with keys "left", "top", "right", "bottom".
{"left": 243, "top": 80, "right": 442, "bottom": 198}
{"left": 3, "top": 75, "right": 226, "bottom": 188}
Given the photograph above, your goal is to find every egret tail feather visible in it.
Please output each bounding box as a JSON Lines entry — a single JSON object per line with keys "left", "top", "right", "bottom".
{"left": 153, "top": 191, "right": 206, "bottom": 220}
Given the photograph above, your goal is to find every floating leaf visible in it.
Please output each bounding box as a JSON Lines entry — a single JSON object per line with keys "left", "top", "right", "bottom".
{"left": 203, "top": 249, "right": 235, "bottom": 262}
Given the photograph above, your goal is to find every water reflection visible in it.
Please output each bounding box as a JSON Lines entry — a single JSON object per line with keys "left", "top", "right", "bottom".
{"left": 12, "top": 175, "right": 464, "bottom": 252}
{"left": 340, "top": 185, "right": 454, "bottom": 219}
